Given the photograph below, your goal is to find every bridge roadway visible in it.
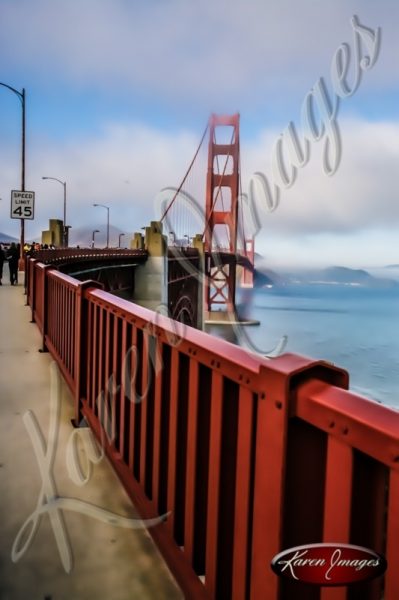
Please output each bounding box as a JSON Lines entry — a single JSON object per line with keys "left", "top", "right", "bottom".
{"left": 0, "top": 277, "right": 183, "bottom": 600}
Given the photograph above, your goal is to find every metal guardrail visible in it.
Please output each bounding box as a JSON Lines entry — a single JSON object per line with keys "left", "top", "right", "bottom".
{"left": 27, "top": 258, "right": 399, "bottom": 600}
{"left": 30, "top": 247, "right": 148, "bottom": 265}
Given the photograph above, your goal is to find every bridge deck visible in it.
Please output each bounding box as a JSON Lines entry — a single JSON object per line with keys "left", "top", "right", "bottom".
{"left": 0, "top": 278, "right": 183, "bottom": 600}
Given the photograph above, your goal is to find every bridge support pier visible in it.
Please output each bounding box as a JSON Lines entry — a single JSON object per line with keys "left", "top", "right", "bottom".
{"left": 42, "top": 218, "right": 64, "bottom": 247}
{"left": 132, "top": 222, "right": 205, "bottom": 329}
{"left": 132, "top": 221, "right": 168, "bottom": 312}
{"left": 204, "top": 311, "right": 259, "bottom": 326}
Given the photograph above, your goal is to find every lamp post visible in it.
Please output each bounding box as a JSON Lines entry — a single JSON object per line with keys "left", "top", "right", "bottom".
{"left": 91, "top": 229, "right": 100, "bottom": 248}
{"left": 118, "top": 233, "right": 125, "bottom": 248}
{"left": 42, "top": 177, "right": 67, "bottom": 247}
{"left": 0, "top": 82, "right": 25, "bottom": 268}
{"left": 93, "top": 203, "right": 110, "bottom": 248}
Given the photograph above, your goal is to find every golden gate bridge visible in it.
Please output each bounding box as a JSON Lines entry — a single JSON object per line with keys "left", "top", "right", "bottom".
{"left": 33, "top": 113, "right": 256, "bottom": 328}
{"left": 17, "top": 113, "right": 399, "bottom": 600}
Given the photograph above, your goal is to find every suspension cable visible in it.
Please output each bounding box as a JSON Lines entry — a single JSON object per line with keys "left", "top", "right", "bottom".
{"left": 160, "top": 123, "right": 209, "bottom": 223}
{"left": 239, "top": 149, "right": 247, "bottom": 253}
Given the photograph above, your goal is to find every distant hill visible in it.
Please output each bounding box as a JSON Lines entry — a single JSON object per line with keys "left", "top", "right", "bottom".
{"left": 252, "top": 263, "right": 398, "bottom": 289}
{"left": 253, "top": 269, "right": 274, "bottom": 287}
{"left": 253, "top": 254, "right": 289, "bottom": 287}
{"left": 0, "top": 232, "right": 18, "bottom": 244}
{"left": 316, "top": 266, "right": 371, "bottom": 283}
{"left": 290, "top": 266, "right": 398, "bottom": 288}
{"left": 311, "top": 266, "right": 398, "bottom": 288}
{"left": 253, "top": 267, "right": 287, "bottom": 287}
{"left": 69, "top": 225, "right": 133, "bottom": 248}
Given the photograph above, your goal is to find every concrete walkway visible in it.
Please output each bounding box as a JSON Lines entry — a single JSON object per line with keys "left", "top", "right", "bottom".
{"left": 0, "top": 278, "right": 183, "bottom": 600}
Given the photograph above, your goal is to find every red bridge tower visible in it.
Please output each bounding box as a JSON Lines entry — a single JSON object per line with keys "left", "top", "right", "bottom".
{"left": 204, "top": 113, "right": 240, "bottom": 314}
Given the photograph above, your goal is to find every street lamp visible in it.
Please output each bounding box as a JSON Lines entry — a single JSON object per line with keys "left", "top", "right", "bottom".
{"left": 0, "top": 82, "right": 25, "bottom": 268}
{"left": 42, "top": 177, "right": 67, "bottom": 247}
{"left": 118, "top": 233, "right": 125, "bottom": 248}
{"left": 91, "top": 229, "right": 100, "bottom": 248}
{"left": 93, "top": 203, "right": 110, "bottom": 248}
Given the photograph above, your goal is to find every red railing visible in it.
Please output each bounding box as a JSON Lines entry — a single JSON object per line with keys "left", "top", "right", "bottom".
{"left": 31, "top": 262, "right": 47, "bottom": 334}
{"left": 45, "top": 270, "right": 80, "bottom": 391}
{"left": 28, "top": 258, "right": 399, "bottom": 600}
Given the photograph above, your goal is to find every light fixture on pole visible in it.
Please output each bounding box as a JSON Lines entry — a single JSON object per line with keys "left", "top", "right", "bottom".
{"left": 91, "top": 229, "right": 100, "bottom": 248}
{"left": 42, "top": 176, "right": 67, "bottom": 247}
{"left": 0, "top": 82, "right": 26, "bottom": 269}
{"left": 93, "top": 203, "right": 110, "bottom": 248}
{"left": 118, "top": 233, "right": 125, "bottom": 248}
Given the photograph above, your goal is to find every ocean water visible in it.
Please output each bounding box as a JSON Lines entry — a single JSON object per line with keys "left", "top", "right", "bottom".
{"left": 208, "top": 285, "right": 399, "bottom": 408}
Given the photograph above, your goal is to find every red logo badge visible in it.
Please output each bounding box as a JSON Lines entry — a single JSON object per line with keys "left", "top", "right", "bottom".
{"left": 271, "top": 543, "right": 387, "bottom": 586}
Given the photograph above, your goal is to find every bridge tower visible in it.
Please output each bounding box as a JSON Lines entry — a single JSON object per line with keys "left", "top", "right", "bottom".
{"left": 204, "top": 113, "right": 240, "bottom": 313}
{"left": 241, "top": 237, "right": 255, "bottom": 287}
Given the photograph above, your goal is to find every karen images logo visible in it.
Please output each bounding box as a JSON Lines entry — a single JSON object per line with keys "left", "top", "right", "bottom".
{"left": 271, "top": 543, "right": 387, "bottom": 586}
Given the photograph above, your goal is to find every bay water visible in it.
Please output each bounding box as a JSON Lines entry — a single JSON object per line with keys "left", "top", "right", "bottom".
{"left": 207, "top": 285, "right": 399, "bottom": 408}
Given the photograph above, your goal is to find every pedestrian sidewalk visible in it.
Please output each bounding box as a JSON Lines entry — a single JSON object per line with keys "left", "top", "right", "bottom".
{"left": 0, "top": 278, "right": 183, "bottom": 600}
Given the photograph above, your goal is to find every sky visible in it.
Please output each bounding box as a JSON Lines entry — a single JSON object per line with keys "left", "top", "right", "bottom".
{"left": 0, "top": 0, "right": 398, "bottom": 268}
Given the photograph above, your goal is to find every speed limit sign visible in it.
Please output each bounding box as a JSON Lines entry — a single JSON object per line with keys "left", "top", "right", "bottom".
{"left": 10, "top": 190, "right": 35, "bottom": 220}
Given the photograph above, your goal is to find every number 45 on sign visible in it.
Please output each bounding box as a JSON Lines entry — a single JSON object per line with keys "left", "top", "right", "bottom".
{"left": 11, "top": 190, "right": 35, "bottom": 220}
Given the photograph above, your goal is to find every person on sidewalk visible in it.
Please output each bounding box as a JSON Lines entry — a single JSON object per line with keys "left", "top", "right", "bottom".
{"left": 7, "top": 242, "right": 19, "bottom": 286}
{"left": 0, "top": 243, "right": 6, "bottom": 285}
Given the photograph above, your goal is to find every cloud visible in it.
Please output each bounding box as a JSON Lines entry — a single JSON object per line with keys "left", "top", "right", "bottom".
{"left": 241, "top": 118, "right": 399, "bottom": 236}
{"left": 0, "top": 0, "right": 397, "bottom": 112}
{"left": 1, "top": 0, "right": 396, "bottom": 267}
{"left": 1, "top": 113, "right": 397, "bottom": 244}
{"left": 255, "top": 228, "right": 399, "bottom": 269}
{"left": 0, "top": 120, "right": 205, "bottom": 238}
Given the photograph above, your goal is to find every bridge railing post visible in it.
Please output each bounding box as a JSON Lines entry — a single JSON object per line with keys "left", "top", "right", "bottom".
{"left": 248, "top": 361, "right": 299, "bottom": 600}
{"left": 40, "top": 264, "right": 55, "bottom": 352}
{"left": 27, "top": 258, "right": 37, "bottom": 317}
{"left": 73, "top": 280, "right": 104, "bottom": 425}
{"left": 249, "top": 356, "right": 348, "bottom": 600}
{"left": 24, "top": 253, "right": 30, "bottom": 299}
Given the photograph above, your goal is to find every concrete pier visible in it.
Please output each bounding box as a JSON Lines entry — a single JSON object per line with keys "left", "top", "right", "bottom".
{"left": 0, "top": 278, "right": 183, "bottom": 600}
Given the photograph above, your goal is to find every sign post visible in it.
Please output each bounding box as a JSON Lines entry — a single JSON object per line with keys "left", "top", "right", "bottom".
{"left": 10, "top": 190, "right": 35, "bottom": 221}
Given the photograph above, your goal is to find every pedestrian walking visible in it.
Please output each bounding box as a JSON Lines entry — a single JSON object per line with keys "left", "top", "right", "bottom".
{"left": 0, "top": 243, "right": 6, "bottom": 285}
{"left": 7, "top": 242, "right": 19, "bottom": 285}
